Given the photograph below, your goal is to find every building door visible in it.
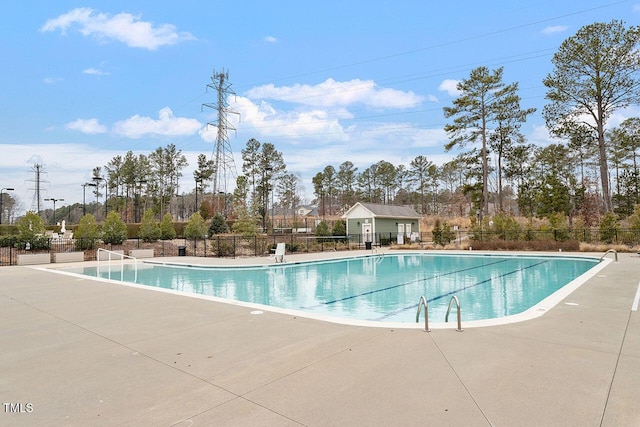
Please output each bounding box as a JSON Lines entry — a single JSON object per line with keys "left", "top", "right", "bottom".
{"left": 397, "top": 223, "right": 405, "bottom": 244}
{"left": 362, "top": 222, "right": 372, "bottom": 243}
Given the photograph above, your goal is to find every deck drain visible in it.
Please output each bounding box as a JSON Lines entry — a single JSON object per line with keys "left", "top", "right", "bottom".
{"left": 250, "top": 310, "right": 264, "bottom": 315}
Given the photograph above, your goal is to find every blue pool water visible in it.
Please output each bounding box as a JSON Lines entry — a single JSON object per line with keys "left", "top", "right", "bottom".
{"left": 63, "top": 253, "right": 600, "bottom": 325}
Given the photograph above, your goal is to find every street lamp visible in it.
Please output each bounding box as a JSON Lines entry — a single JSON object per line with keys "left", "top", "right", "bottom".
{"left": 0, "top": 187, "right": 15, "bottom": 225}
{"left": 45, "top": 197, "right": 64, "bottom": 225}
{"left": 82, "top": 183, "right": 97, "bottom": 215}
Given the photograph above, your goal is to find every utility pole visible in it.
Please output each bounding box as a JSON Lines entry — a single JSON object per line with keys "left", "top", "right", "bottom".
{"left": 202, "top": 68, "right": 239, "bottom": 197}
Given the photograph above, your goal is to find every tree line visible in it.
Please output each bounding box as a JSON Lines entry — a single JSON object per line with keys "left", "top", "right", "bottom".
{"left": 17, "top": 20, "right": 639, "bottom": 231}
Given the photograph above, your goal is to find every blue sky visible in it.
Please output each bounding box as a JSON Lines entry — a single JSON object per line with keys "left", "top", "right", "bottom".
{"left": 1, "top": 0, "right": 639, "bottom": 213}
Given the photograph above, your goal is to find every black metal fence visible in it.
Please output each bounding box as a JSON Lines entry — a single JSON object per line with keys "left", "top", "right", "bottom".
{"left": 1, "top": 229, "right": 639, "bottom": 267}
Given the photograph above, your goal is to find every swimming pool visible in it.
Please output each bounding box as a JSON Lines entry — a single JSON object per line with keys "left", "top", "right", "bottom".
{"left": 59, "top": 252, "right": 604, "bottom": 327}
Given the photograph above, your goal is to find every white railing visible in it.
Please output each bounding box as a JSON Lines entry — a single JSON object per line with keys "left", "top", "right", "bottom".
{"left": 97, "top": 248, "right": 138, "bottom": 282}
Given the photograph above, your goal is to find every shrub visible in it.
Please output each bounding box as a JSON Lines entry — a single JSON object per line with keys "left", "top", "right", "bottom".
{"left": 159, "top": 213, "right": 176, "bottom": 240}
{"left": 433, "top": 219, "right": 456, "bottom": 246}
{"left": 0, "top": 235, "right": 18, "bottom": 248}
{"left": 315, "top": 221, "right": 330, "bottom": 236}
{"left": 16, "top": 211, "right": 45, "bottom": 243}
{"left": 629, "top": 205, "right": 640, "bottom": 231}
{"left": 468, "top": 239, "right": 579, "bottom": 251}
{"left": 231, "top": 209, "right": 259, "bottom": 237}
{"left": 210, "top": 237, "right": 235, "bottom": 257}
{"left": 209, "top": 214, "right": 229, "bottom": 235}
{"left": 379, "top": 236, "right": 392, "bottom": 246}
{"left": 184, "top": 212, "right": 207, "bottom": 240}
{"left": 74, "top": 214, "right": 101, "bottom": 250}
{"left": 102, "top": 211, "right": 127, "bottom": 245}
{"left": 599, "top": 211, "right": 619, "bottom": 244}
{"left": 332, "top": 219, "right": 346, "bottom": 236}
{"left": 139, "top": 209, "right": 161, "bottom": 242}
{"left": 492, "top": 214, "right": 522, "bottom": 240}
{"left": 315, "top": 221, "right": 331, "bottom": 243}
{"left": 548, "top": 212, "right": 570, "bottom": 241}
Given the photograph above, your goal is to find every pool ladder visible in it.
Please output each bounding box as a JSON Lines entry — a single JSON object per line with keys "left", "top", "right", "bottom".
{"left": 415, "top": 296, "right": 430, "bottom": 332}
{"left": 599, "top": 249, "right": 618, "bottom": 262}
{"left": 416, "top": 295, "right": 463, "bottom": 332}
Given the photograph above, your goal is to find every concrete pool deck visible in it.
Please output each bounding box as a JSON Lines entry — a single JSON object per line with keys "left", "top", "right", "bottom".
{"left": 0, "top": 250, "right": 638, "bottom": 426}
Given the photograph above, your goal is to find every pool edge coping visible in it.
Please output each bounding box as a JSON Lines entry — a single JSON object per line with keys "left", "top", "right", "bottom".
{"left": 34, "top": 250, "right": 610, "bottom": 330}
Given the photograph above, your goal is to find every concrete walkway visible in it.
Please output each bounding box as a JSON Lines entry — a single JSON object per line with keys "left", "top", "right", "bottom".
{"left": 0, "top": 251, "right": 638, "bottom": 426}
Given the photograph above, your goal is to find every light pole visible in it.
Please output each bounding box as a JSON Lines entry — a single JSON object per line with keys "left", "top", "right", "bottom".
{"left": 82, "top": 183, "right": 96, "bottom": 216}
{"left": 194, "top": 178, "right": 202, "bottom": 216}
{"left": 0, "top": 187, "right": 15, "bottom": 225}
{"left": 45, "top": 197, "right": 64, "bottom": 225}
{"left": 263, "top": 167, "right": 272, "bottom": 232}
{"left": 135, "top": 180, "right": 147, "bottom": 223}
{"left": 176, "top": 193, "right": 184, "bottom": 221}
{"left": 218, "top": 191, "right": 226, "bottom": 218}
{"left": 92, "top": 176, "right": 105, "bottom": 219}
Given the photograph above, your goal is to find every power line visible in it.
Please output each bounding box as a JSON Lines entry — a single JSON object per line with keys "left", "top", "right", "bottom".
{"left": 234, "top": 0, "right": 632, "bottom": 90}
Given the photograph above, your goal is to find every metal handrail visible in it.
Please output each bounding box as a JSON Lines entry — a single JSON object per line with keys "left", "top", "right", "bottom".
{"left": 372, "top": 247, "right": 384, "bottom": 255}
{"left": 599, "top": 248, "right": 618, "bottom": 262}
{"left": 97, "top": 248, "right": 138, "bottom": 282}
{"left": 445, "top": 296, "right": 463, "bottom": 332}
{"left": 415, "top": 296, "right": 430, "bottom": 332}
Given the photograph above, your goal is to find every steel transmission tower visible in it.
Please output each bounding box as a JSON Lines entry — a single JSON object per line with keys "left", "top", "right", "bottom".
{"left": 202, "top": 68, "right": 239, "bottom": 195}
{"left": 27, "top": 163, "right": 48, "bottom": 213}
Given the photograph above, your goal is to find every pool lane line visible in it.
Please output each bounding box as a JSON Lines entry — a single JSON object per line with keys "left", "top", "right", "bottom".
{"left": 372, "top": 260, "right": 549, "bottom": 321}
{"left": 300, "top": 258, "right": 510, "bottom": 310}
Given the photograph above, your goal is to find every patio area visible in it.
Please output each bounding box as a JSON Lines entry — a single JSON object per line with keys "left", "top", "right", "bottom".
{"left": 0, "top": 250, "right": 638, "bottom": 426}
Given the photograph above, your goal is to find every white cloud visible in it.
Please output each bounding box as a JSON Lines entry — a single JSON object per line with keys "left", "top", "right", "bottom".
{"left": 607, "top": 106, "right": 640, "bottom": 129}
{"left": 43, "top": 77, "right": 62, "bottom": 85}
{"left": 264, "top": 35, "right": 277, "bottom": 43}
{"left": 529, "top": 124, "right": 557, "bottom": 146}
{"left": 541, "top": 25, "right": 568, "bottom": 35}
{"left": 113, "top": 107, "right": 202, "bottom": 138}
{"left": 438, "top": 79, "right": 461, "bottom": 97}
{"left": 65, "top": 118, "right": 107, "bottom": 134}
{"left": 245, "top": 78, "right": 423, "bottom": 109}
{"left": 40, "top": 8, "right": 195, "bottom": 50}
{"left": 199, "top": 125, "right": 218, "bottom": 143}
{"left": 228, "top": 96, "right": 347, "bottom": 142}
{"left": 83, "top": 67, "right": 110, "bottom": 76}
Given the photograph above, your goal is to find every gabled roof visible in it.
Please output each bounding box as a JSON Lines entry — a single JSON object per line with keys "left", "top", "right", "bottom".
{"left": 342, "top": 202, "right": 420, "bottom": 219}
